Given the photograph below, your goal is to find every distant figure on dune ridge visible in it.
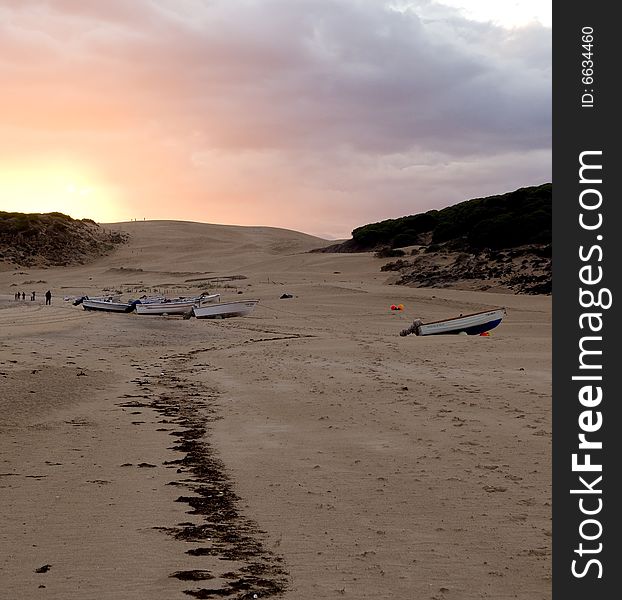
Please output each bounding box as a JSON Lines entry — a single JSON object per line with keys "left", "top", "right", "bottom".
{"left": 45, "top": 290, "right": 52, "bottom": 305}
{"left": 31, "top": 291, "right": 36, "bottom": 301}
{"left": 21, "top": 291, "right": 25, "bottom": 300}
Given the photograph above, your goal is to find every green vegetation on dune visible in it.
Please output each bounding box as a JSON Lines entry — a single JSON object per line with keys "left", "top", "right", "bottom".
{"left": 321, "top": 183, "right": 551, "bottom": 252}
{"left": 355, "top": 183, "right": 551, "bottom": 250}
{"left": 312, "top": 183, "right": 552, "bottom": 294}
{"left": 0, "top": 211, "right": 128, "bottom": 267}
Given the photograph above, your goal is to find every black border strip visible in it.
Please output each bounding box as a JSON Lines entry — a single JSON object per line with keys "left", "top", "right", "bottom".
{"left": 553, "top": 2, "right": 621, "bottom": 597}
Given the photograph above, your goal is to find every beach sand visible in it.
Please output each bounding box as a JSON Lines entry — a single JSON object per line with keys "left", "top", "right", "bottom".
{"left": 0, "top": 221, "right": 551, "bottom": 599}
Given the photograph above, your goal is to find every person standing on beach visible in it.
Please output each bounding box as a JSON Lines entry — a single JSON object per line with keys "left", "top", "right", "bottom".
{"left": 45, "top": 290, "right": 52, "bottom": 305}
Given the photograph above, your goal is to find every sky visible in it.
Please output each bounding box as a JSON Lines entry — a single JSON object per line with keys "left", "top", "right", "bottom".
{"left": 0, "top": 0, "right": 551, "bottom": 239}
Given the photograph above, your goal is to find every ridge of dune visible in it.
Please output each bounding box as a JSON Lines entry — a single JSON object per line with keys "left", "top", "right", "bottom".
{"left": 101, "top": 220, "right": 334, "bottom": 272}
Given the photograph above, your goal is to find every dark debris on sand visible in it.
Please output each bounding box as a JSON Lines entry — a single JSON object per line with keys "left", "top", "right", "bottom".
{"left": 35, "top": 564, "right": 52, "bottom": 573}
{"left": 130, "top": 362, "right": 289, "bottom": 599}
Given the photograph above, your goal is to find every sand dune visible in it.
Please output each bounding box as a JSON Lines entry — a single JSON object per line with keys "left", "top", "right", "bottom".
{"left": 106, "top": 220, "right": 332, "bottom": 271}
{"left": 0, "top": 220, "right": 551, "bottom": 599}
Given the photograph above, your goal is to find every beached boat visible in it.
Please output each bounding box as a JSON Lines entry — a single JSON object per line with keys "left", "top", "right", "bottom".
{"left": 192, "top": 299, "right": 259, "bottom": 319}
{"left": 400, "top": 308, "right": 506, "bottom": 336}
{"left": 82, "top": 297, "right": 138, "bottom": 313}
{"left": 134, "top": 294, "right": 220, "bottom": 316}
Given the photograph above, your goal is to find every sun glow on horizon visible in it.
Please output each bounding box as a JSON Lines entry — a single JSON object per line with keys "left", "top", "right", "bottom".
{"left": 0, "top": 164, "right": 126, "bottom": 223}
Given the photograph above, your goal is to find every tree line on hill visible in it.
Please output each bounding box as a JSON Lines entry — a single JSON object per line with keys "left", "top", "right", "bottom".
{"left": 315, "top": 183, "right": 551, "bottom": 253}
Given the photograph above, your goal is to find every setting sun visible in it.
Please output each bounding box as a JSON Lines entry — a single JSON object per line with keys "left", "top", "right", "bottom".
{"left": 0, "top": 164, "right": 126, "bottom": 223}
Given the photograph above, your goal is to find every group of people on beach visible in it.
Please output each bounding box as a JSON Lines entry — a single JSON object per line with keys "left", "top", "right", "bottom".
{"left": 14, "top": 290, "right": 52, "bottom": 304}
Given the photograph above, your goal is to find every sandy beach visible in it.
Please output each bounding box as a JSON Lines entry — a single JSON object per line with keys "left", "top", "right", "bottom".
{"left": 0, "top": 221, "right": 551, "bottom": 599}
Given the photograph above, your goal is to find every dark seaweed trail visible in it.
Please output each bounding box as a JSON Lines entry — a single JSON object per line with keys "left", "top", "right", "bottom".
{"left": 120, "top": 363, "right": 289, "bottom": 599}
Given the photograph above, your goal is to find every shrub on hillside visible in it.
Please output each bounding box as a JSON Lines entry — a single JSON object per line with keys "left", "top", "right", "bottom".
{"left": 380, "top": 259, "right": 409, "bottom": 271}
{"left": 375, "top": 246, "right": 406, "bottom": 258}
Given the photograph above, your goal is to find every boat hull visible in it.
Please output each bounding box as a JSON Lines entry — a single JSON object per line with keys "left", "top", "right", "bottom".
{"left": 82, "top": 299, "right": 135, "bottom": 313}
{"left": 417, "top": 309, "right": 506, "bottom": 336}
{"left": 193, "top": 300, "right": 259, "bottom": 319}
{"left": 135, "top": 294, "right": 220, "bottom": 315}
{"left": 135, "top": 301, "right": 195, "bottom": 315}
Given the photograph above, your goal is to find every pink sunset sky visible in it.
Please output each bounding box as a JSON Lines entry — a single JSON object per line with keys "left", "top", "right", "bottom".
{"left": 0, "top": 0, "right": 551, "bottom": 238}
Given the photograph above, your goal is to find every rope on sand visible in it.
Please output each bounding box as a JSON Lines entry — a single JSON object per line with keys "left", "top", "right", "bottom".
{"left": 399, "top": 319, "right": 423, "bottom": 337}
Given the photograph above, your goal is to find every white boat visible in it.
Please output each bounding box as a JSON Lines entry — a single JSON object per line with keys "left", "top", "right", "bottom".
{"left": 82, "top": 297, "right": 137, "bottom": 313}
{"left": 192, "top": 299, "right": 259, "bottom": 319}
{"left": 135, "top": 294, "right": 220, "bottom": 316}
{"left": 400, "top": 308, "right": 506, "bottom": 336}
